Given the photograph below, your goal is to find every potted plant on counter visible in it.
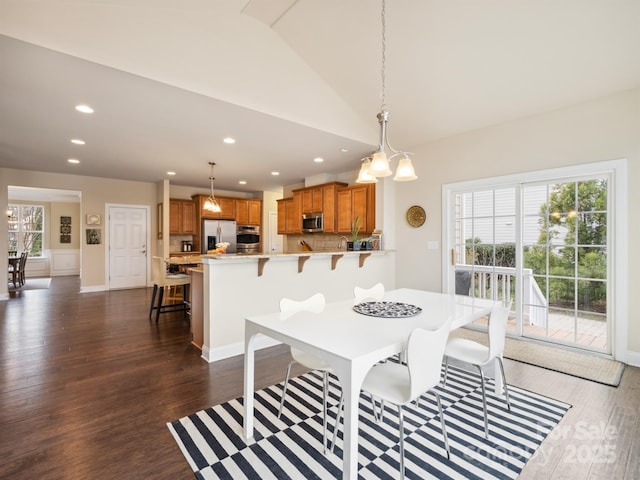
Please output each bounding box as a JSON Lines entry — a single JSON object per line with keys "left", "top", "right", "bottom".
{"left": 359, "top": 237, "right": 374, "bottom": 250}
{"left": 347, "top": 216, "right": 362, "bottom": 251}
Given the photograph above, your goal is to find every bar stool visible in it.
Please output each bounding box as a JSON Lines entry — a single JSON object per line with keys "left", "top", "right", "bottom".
{"left": 148, "top": 256, "right": 191, "bottom": 323}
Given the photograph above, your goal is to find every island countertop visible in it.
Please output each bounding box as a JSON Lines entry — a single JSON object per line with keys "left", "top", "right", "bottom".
{"left": 197, "top": 249, "right": 395, "bottom": 363}
{"left": 201, "top": 249, "right": 392, "bottom": 261}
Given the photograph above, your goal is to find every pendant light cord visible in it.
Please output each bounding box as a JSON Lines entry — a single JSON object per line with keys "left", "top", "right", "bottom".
{"left": 380, "top": 0, "right": 386, "bottom": 111}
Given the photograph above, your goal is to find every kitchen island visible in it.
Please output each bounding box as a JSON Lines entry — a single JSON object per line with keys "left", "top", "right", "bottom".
{"left": 199, "top": 250, "right": 395, "bottom": 362}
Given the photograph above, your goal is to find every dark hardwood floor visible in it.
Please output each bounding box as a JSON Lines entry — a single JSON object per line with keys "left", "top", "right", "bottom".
{"left": 1, "top": 276, "right": 638, "bottom": 479}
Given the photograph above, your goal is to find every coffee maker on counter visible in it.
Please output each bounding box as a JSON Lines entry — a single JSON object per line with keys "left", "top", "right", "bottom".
{"left": 181, "top": 240, "right": 193, "bottom": 252}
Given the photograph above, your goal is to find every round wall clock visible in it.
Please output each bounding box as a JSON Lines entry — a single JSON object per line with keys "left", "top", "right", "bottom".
{"left": 406, "top": 205, "right": 426, "bottom": 228}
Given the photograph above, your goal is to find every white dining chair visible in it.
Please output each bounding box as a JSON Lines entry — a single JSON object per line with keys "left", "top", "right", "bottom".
{"left": 353, "top": 282, "right": 385, "bottom": 304}
{"left": 359, "top": 319, "right": 452, "bottom": 478}
{"left": 278, "top": 292, "right": 337, "bottom": 455}
{"left": 443, "top": 302, "right": 512, "bottom": 439}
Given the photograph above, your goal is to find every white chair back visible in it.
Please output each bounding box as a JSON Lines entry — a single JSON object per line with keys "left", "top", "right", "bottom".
{"left": 152, "top": 256, "right": 168, "bottom": 283}
{"left": 406, "top": 318, "right": 452, "bottom": 400}
{"left": 353, "top": 282, "right": 385, "bottom": 305}
{"left": 487, "top": 302, "right": 511, "bottom": 359}
{"left": 280, "top": 293, "right": 326, "bottom": 317}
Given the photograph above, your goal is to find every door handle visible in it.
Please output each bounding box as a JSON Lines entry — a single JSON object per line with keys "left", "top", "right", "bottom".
{"left": 451, "top": 248, "right": 455, "bottom": 266}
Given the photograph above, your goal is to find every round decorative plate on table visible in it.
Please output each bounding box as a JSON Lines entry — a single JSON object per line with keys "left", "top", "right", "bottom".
{"left": 406, "top": 205, "right": 426, "bottom": 228}
{"left": 353, "top": 301, "right": 422, "bottom": 318}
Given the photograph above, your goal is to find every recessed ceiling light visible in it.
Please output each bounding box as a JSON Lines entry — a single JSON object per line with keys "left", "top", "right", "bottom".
{"left": 71, "top": 139, "right": 85, "bottom": 145}
{"left": 167, "top": 171, "right": 176, "bottom": 176}
{"left": 223, "top": 137, "right": 236, "bottom": 144}
{"left": 314, "top": 157, "right": 324, "bottom": 163}
{"left": 75, "top": 104, "right": 94, "bottom": 114}
{"left": 271, "top": 171, "right": 280, "bottom": 176}
{"left": 67, "top": 158, "right": 80, "bottom": 164}
{"left": 238, "top": 180, "right": 247, "bottom": 185}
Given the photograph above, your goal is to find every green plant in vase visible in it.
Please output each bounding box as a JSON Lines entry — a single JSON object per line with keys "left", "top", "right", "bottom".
{"left": 348, "top": 216, "right": 362, "bottom": 250}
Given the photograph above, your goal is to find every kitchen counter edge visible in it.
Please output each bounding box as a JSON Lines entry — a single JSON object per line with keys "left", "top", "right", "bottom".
{"left": 200, "top": 250, "right": 393, "bottom": 263}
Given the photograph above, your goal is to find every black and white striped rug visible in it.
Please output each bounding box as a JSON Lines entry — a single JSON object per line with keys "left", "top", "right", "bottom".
{"left": 168, "top": 367, "right": 570, "bottom": 479}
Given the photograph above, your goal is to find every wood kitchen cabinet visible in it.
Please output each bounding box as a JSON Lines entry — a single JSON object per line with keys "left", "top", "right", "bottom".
{"left": 301, "top": 187, "right": 323, "bottom": 213}
{"left": 337, "top": 183, "right": 376, "bottom": 234}
{"left": 276, "top": 196, "right": 302, "bottom": 234}
{"left": 169, "top": 199, "right": 196, "bottom": 234}
{"left": 193, "top": 194, "right": 236, "bottom": 220}
{"left": 289, "top": 182, "right": 347, "bottom": 233}
{"left": 235, "top": 199, "right": 262, "bottom": 225}
{"left": 321, "top": 182, "right": 345, "bottom": 233}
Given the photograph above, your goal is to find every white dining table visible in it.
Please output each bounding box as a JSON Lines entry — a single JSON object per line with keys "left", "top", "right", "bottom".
{"left": 243, "top": 288, "right": 499, "bottom": 480}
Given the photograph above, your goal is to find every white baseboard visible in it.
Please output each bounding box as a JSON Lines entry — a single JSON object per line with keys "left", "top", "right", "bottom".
{"left": 80, "top": 285, "right": 107, "bottom": 293}
{"left": 201, "top": 335, "right": 281, "bottom": 363}
{"left": 624, "top": 350, "right": 640, "bottom": 367}
{"left": 0, "top": 293, "right": 9, "bottom": 301}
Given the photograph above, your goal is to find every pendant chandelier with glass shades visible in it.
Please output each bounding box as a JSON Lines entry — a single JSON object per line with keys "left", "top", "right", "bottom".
{"left": 356, "top": 0, "right": 418, "bottom": 184}
{"left": 203, "top": 162, "right": 222, "bottom": 213}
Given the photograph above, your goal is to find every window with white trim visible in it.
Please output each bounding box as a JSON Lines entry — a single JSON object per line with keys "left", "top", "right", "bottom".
{"left": 7, "top": 204, "right": 44, "bottom": 257}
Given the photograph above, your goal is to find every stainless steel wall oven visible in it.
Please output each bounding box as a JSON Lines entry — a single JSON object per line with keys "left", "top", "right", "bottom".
{"left": 236, "top": 225, "right": 260, "bottom": 253}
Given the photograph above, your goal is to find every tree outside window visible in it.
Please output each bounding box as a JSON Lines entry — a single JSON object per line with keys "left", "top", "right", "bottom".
{"left": 7, "top": 204, "right": 44, "bottom": 257}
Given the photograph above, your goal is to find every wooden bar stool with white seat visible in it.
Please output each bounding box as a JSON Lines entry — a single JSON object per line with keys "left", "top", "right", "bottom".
{"left": 148, "top": 256, "right": 191, "bottom": 323}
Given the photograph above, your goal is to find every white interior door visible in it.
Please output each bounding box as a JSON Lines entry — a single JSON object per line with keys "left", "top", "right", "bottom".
{"left": 108, "top": 205, "right": 148, "bottom": 289}
{"left": 268, "top": 211, "right": 283, "bottom": 253}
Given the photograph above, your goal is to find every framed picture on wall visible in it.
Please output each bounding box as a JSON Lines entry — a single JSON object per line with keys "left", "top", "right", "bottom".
{"left": 60, "top": 216, "right": 72, "bottom": 243}
{"left": 86, "top": 228, "right": 101, "bottom": 245}
{"left": 87, "top": 214, "right": 101, "bottom": 225}
{"left": 157, "top": 203, "right": 163, "bottom": 239}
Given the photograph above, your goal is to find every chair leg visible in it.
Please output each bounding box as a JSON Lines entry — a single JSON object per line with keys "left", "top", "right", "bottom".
{"left": 148, "top": 285, "right": 158, "bottom": 319}
{"left": 496, "top": 357, "right": 511, "bottom": 411}
{"left": 369, "top": 392, "right": 381, "bottom": 423}
{"left": 155, "top": 287, "right": 164, "bottom": 323}
{"left": 475, "top": 365, "right": 490, "bottom": 439}
{"left": 443, "top": 357, "right": 450, "bottom": 386}
{"left": 434, "top": 391, "right": 450, "bottom": 460}
{"left": 322, "top": 371, "right": 329, "bottom": 454}
{"left": 397, "top": 405, "right": 405, "bottom": 480}
{"left": 330, "top": 393, "right": 343, "bottom": 453}
{"left": 277, "top": 361, "right": 295, "bottom": 419}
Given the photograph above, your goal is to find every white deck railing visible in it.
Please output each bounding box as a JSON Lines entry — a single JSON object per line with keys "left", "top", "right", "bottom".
{"left": 455, "top": 264, "right": 547, "bottom": 326}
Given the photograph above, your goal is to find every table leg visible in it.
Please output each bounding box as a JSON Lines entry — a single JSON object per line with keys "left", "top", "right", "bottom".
{"left": 243, "top": 330, "right": 258, "bottom": 441}
{"left": 331, "top": 361, "right": 369, "bottom": 480}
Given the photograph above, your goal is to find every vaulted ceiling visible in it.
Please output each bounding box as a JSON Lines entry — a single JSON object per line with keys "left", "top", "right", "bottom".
{"left": 1, "top": 0, "right": 638, "bottom": 193}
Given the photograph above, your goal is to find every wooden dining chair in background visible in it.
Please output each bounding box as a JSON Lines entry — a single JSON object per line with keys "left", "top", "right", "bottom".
{"left": 18, "top": 252, "right": 28, "bottom": 286}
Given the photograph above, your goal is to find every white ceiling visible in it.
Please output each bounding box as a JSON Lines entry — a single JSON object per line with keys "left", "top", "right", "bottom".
{"left": 1, "top": 0, "right": 638, "bottom": 194}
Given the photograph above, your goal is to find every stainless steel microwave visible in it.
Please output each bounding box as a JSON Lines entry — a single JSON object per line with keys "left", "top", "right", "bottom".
{"left": 302, "top": 212, "right": 323, "bottom": 233}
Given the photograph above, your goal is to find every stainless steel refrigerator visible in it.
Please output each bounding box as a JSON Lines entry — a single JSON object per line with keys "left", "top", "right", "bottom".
{"left": 201, "top": 219, "right": 237, "bottom": 253}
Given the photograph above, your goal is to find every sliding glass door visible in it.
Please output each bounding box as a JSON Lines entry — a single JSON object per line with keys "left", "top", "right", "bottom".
{"left": 447, "top": 169, "right": 612, "bottom": 355}
{"left": 522, "top": 178, "right": 609, "bottom": 351}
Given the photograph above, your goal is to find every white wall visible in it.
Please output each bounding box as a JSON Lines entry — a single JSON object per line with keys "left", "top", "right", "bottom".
{"left": 392, "top": 88, "right": 640, "bottom": 357}
{"left": 1, "top": 168, "right": 158, "bottom": 295}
